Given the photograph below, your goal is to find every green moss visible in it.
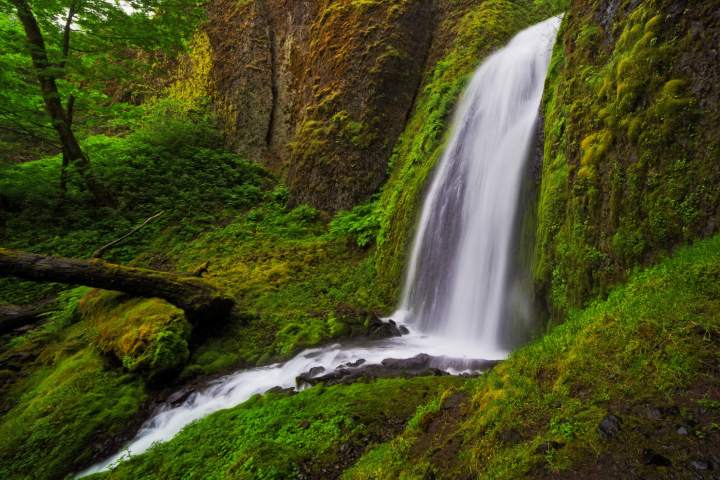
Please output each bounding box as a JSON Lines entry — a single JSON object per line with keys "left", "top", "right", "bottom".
{"left": 534, "top": 1, "right": 718, "bottom": 317}
{"left": 79, "top": 292, "right": 191, "bottom": 380}
{"left": 0, "top": 349, "right": 146, "bottom": 480}
{"left": 349, "top": 234, "right": 720, "bottom": 479}
{"left": 168, "top": 31, "right": 214, "bottom": 104}
{"left": 89, "top": 377, "right": 463, "bottom": 480}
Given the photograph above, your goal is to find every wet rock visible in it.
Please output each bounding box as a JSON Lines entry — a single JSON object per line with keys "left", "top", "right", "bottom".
{"left": 297, "top": 353, "right": 498, "bottom": 387}
{"left": 381, "top": 353, "right": 432, "bottom": 369}
{"left": 690, "top": 460, "right": 709, "bottom": 471}
{"left": 342, "top": 359, "right": 366, "bottom": 368}
{"left": 295, "top": 366, "right": 326, "bottom": 385}
{"left": 643, "top": 449, "right": 672, "bottom": 467}
{"left": 303, "top": 355, "right": 448, "bottom": 387}
{"left": 166, "top": 387, "right": 197, "bottom": 407}
{"left": 307, "top": 366, "right": 326, "bottom": 377}
{"left": 598, "top": 414, "right": 622, "bottom": 439}
{"left": 366, "top": 317, "right": 408, "bottom": 339}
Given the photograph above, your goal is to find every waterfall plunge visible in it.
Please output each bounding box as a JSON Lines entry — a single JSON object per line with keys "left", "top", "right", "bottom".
{"left": 77, "top": 16, "right": 561, "bottom": 477}
{"left": 396, "top": 15, "right": 561, "bottom": 356}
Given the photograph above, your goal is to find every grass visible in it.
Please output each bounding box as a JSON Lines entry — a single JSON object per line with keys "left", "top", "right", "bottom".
{"left": 88, "top": 377, "right": 464, "bottom": 480}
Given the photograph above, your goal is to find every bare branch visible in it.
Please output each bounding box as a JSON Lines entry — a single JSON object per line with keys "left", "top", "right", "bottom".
{"left": 92, "top": 211, "right": 165, "bottom": 259}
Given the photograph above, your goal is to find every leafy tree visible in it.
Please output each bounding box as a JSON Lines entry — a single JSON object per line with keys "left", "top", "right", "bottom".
{"left": 0, "top": 0, "right": 205, "bottom": 197}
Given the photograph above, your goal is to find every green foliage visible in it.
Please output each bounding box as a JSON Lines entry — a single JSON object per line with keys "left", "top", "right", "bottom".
{"left": 0, "top": 98, "right": 269, "bottom": 263}
{"left": 0, "top": 0, "right": 205, "bottom": 160}
{"left": 330, "top": 199, "right": 382, "bottom": 247}
{"left": 0, "top": 348, "right": 146, "bottom": 480}
{"left": 168, "top": 197, "right": 385, "bottom": 376}
{"left": 89, "top": 377, "right": 462, "bottom": 480}
{"left": 348, "top": 234, "right": 720, "bottom": 479}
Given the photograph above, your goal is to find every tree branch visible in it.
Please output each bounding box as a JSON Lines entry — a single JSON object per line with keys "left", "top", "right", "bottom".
{"left": 91, "top": 211, "right": 165, "bottom": 259}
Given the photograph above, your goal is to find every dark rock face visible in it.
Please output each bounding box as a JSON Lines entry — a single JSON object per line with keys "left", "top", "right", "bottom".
{"left": 366, "top": 317, "right": 409, "bottom": 339}
{"left": 202, "top": 0, "right": 439, "bottom": 211}
{"left": 642, "top": 449, "right": 672, "bottom": 467}
{"left": 166, "top": 387, "right": 197, "bottom": 407}
{"left": 295, "top": 366, "right": 326, "bottom": 386}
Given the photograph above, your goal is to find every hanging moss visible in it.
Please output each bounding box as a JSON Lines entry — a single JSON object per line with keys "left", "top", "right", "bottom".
{"left": 168, "top": 31, "right": 214, "bottom": 104}
{"left": 535, "top": 0, "right": 720, "bottom": 319}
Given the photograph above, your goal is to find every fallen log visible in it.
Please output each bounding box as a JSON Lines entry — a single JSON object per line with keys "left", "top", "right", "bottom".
{"left": 0, "top": 248, "right": 234, "bottom": 321}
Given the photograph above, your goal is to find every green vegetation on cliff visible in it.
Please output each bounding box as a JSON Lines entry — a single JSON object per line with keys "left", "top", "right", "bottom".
{"left": 535, "top": 0, "right": 720, "bottom": 317}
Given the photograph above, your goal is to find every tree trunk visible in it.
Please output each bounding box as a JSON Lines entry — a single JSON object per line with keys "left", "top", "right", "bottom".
{"left": 0, "top": 248, "right": 234, "bottom": 321}
{"left": 10, "top": 0, "right": 111, "bottom": 205}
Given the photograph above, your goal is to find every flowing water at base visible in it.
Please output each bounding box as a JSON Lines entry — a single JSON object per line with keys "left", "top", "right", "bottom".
{"left": 78, "top": 323, "right": 501, "bottom": 476}
{"left": 78, "top": 15, "right": 561, "bottom": 477}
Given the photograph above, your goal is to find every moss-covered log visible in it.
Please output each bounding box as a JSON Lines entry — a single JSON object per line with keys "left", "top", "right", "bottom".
{"left": 0, "top": 248, "right": 234, "bottom": 321}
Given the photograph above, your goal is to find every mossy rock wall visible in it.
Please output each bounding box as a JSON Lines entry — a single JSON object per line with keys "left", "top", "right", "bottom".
{"left": 535, "top": 0, "right": 720, "bottom": 318}
{"left": 192, "top": 0, "right": 435, "bottom": 211}
{"left": 284, "top": 0, "right": 436, "bottom": 210}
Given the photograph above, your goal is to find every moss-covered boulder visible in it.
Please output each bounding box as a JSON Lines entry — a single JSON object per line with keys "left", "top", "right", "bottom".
{"left": 535, "top": 0, "right": 720, "bottom": 317}
{"left": 80, "top": 291, "right": 191, "bottom": 380}
{"left": 0, "top": 347, "right": 146, "bottom": 480}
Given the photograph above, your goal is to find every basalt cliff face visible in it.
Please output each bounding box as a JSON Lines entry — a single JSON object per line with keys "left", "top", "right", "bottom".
{"left": 193, "top": 0, "right": 438, "bottom": 211}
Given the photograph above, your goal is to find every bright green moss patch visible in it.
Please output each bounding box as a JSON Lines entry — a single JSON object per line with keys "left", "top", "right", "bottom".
{"left": 348, "top": 234, "right": 720, "bottom": 479}
{"left": 89, "top": 377, "right": 463, "bottom": 480}
{"left": 0, "top": 348, "right": 146, "bottom": 480}
{"left": 79, "top": 292, "right": 191, "bottom": 380}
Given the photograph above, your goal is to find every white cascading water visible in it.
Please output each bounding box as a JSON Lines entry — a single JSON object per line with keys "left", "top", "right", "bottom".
{"left": 78, "top": 15, "right": 560, "bottom": 477}
{"left": 396, "top": 14, "right": 561, "bottom": 355}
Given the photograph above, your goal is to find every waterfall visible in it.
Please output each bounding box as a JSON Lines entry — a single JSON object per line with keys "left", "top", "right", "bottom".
{"left": 77, "top": 16, "right": 561, "bottom": 477}
{"left": 396, "top": 15, "right": 561, "bottom": 357}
